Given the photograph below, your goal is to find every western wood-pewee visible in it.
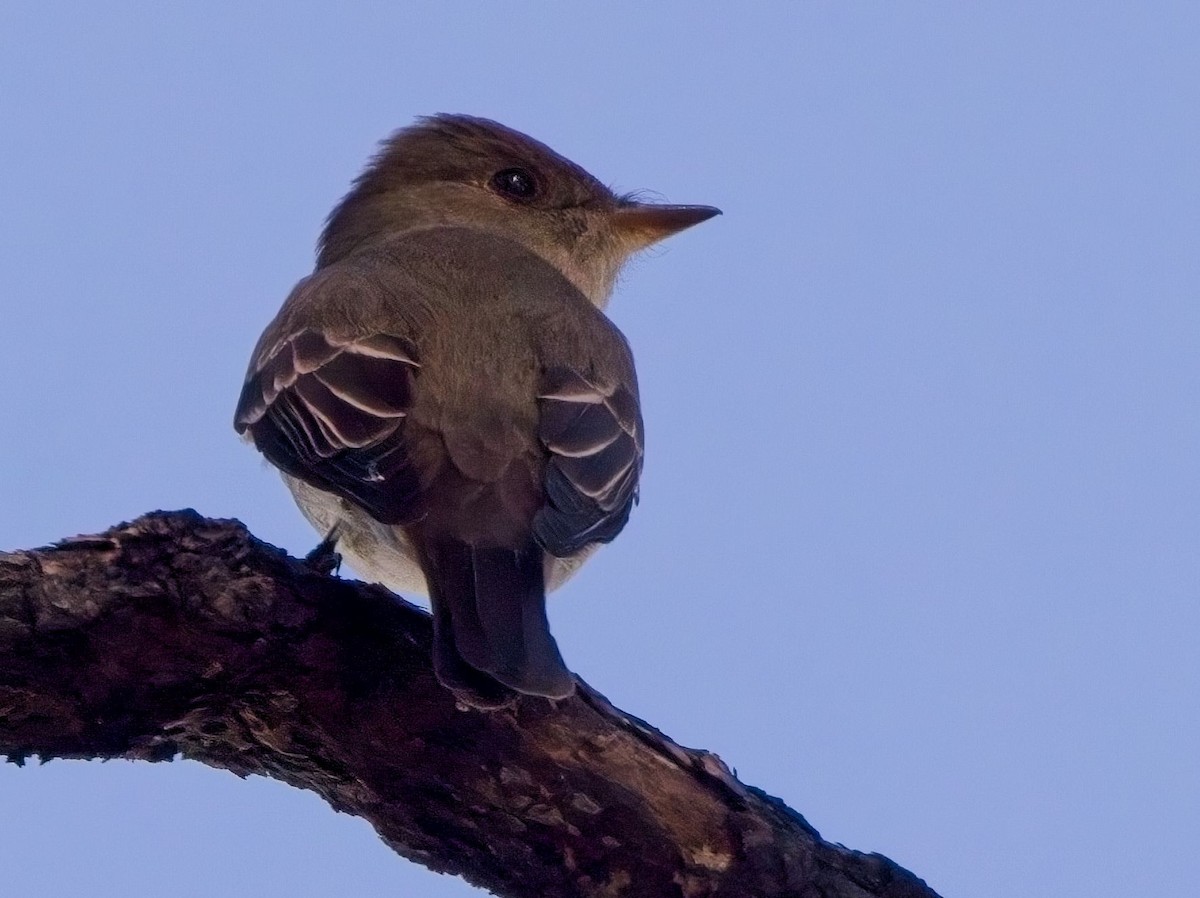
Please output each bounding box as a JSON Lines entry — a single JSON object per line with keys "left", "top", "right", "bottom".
{"left": 234, "top": 114, "right": 718, "bottom": 707}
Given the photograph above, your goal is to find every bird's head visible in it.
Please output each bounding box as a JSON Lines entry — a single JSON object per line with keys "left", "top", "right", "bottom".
{"left": 317, "top": 114, "right": 720, "bottom": 307}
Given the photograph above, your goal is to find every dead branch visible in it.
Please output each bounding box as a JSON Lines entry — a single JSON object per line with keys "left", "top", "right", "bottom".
{"left": 0, "top": 510, "right": 939, "bottom": 898}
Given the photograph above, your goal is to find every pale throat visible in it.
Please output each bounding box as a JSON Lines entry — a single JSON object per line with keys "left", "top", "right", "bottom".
{"left": 531, "top": 243, "right": 624, "bottom": 310}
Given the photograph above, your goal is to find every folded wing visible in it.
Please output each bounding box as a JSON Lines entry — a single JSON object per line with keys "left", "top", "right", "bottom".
{"left": 234, "top": 326, "right": 421, "bottom": 525}
{"left": 533, "top": 365, "right": 644, "bottom": 557}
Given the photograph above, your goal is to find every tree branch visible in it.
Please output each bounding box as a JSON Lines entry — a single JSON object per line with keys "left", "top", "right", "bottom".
{"left": 0, "top": 511, "right": 939, "bottom": 898}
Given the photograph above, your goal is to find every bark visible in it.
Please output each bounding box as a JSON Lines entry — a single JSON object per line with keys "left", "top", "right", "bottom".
{"left": 0, "top": 510, "right": 940, "bottom": 898}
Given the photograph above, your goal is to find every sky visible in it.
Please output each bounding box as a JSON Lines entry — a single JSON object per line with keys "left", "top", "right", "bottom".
{"left": 1, "top": 3, "right": 1197, "bottom": 896}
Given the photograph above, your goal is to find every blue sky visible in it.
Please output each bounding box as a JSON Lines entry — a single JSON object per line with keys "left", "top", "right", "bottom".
{"left": 2, "top": 3, "right": 1197, "bottom": 896}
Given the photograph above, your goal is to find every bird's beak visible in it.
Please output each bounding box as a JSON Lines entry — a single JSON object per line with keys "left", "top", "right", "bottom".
{"left": 612, "top": 202, "right": 721, "bottom": 249}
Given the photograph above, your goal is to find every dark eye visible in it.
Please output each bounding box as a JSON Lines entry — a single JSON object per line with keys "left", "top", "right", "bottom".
{"left": 491, "top": 167, "right": 538, "bottom": 200}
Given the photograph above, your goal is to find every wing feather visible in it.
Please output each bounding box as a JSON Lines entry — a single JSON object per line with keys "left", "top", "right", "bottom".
{"left": 533, "top": 366, "right": 643, "bottom": 556}
{"left": 234, "top": 326, "right": 421, "bottom": 524}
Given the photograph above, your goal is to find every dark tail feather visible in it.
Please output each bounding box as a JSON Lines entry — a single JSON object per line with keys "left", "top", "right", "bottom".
{"left": 422, "top": 538, "right": 574, "bottom": 700}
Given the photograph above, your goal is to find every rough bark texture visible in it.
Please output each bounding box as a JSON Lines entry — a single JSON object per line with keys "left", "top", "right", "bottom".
{"left": 0, "top": 510, "right": 940, "bottom": 898}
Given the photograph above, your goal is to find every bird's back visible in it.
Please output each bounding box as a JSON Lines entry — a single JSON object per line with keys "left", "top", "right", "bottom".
{"left": 358, "top": 228, "right": 600, "bottom": 546}
{"left": 236, "top": 226, "right": 643, "bottom": 703}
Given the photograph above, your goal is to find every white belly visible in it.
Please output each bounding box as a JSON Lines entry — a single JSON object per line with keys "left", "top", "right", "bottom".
{"left": 282, "top": 474, "right": 597, "bottom": 596}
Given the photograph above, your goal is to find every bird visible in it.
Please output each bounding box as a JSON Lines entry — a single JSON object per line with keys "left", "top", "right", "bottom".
{"left": 234, "top": 114, "right": 719, "bottom": 708}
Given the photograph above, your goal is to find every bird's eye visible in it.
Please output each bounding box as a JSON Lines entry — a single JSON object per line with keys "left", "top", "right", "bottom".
{"left": 491, "top": 168, "right": 538, "bottom": 201}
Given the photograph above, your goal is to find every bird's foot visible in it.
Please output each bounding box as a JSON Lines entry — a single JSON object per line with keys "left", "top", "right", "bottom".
{"left": 305, "top": 526, "right": 342, "bottom": 576}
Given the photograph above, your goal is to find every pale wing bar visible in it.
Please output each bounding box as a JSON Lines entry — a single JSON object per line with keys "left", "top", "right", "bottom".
{"left": 533, "top": 367, "right": 643, "bottom": 557}
{"left": 234, "top": 329, "right": 422, "bottom": 524}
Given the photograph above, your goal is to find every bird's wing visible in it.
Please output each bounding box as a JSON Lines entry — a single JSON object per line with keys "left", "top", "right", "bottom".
{"left": 233, "top": 288, "right": 421, "bottom": 525}
{"left": 533, "top": 364, "right": 644, "bottom": 557}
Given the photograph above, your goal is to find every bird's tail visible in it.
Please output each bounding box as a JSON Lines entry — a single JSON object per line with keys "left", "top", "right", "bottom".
{"left": 420, "top": 537, "right": 574, "bottom": 702}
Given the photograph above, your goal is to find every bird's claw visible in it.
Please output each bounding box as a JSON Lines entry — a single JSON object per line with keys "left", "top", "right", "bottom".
{"left": 305, "top": 526, "right": 342, "bottom": 576}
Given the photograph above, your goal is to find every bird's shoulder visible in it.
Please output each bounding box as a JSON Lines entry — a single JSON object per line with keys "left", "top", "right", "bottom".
{"left": 232, "top": 259, "right": 426, "bottom": 524}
